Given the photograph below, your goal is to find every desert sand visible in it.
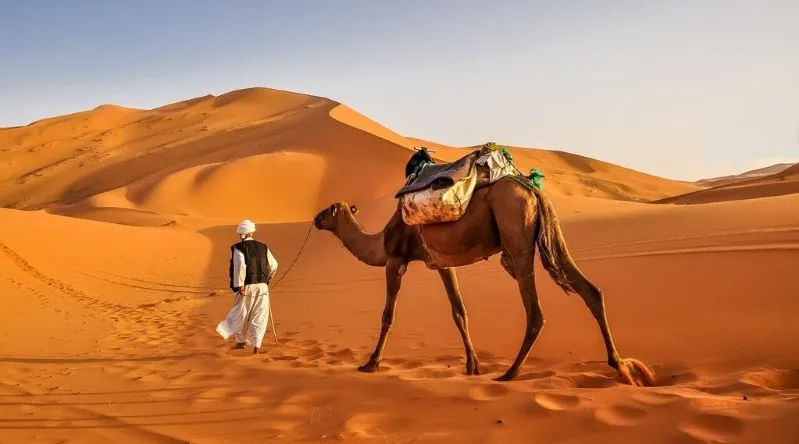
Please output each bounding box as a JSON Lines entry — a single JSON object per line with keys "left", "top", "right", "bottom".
{"left": 1, "top": 87, "right": 798, "bottom": 443}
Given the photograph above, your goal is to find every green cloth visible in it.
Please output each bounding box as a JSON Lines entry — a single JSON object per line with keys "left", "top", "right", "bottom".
{"left": 529, "top": 168, "right": 545, "bottom": 190}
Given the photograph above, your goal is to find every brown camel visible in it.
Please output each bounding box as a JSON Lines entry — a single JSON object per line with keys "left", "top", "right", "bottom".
{"left": 312, "top": 175, "right": 655, "bottom": 386}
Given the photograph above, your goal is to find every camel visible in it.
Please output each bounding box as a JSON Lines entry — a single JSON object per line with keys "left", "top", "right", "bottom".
{"left": 312, "top": 171, "right": 656, "bottom": 386}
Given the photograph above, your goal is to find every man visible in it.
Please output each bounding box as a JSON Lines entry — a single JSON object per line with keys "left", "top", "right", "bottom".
{"left": 215, "top": 219, "right": 278, "bottom": 354}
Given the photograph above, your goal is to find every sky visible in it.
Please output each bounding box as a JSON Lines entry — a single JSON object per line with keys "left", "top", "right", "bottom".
{"left": 1, "top": 0, "right": 797, "bottom": 181}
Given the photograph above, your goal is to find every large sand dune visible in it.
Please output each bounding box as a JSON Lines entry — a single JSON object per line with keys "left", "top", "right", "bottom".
{"left": 1, "top": 87, "right": 797, "bottom": 443}
{"left": 0, "top": 88, "right": 699, "bottom": 219}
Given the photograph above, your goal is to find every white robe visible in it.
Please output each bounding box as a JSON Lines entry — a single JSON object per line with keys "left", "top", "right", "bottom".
{"left": 215, "top": 239, "right": 278, "bottom": 348}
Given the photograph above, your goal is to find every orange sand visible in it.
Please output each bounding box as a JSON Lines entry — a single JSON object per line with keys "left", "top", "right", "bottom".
{"left": 0, "top": 88, "right": 797, "bottom": 443}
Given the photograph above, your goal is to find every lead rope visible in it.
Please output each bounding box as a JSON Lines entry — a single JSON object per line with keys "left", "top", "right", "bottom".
{"left": 266, "top": 222, "right": 315, "bottom": 344}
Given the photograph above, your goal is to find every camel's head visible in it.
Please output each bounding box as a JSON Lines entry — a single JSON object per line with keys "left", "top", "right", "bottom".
{"left": 313, "top": 202, "right": 359, "bottom": 231}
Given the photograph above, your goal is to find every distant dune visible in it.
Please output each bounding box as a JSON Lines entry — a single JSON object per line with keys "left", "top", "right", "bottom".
{"left": 655, "top": 162, "right": 799, "bottom": 205}
{"left": 698, "top": 163, "right": 795, "bottom": 187}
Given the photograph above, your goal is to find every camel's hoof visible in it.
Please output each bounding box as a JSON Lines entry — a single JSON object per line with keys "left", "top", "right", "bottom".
{"left": 357, "top": 361, "right": 379, "bottom": 373}
{"left": 617, "top": 358, "right": 656, "bottom": 387}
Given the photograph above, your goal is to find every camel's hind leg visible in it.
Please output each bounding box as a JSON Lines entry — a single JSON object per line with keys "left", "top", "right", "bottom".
{"left": 438, "top": 268, "right": 480, "bottom": 375}
{"left": 358, "top": 259, "right": 403, "bottom": 373}
{"left": 569, "top": 271, "right": 656, "bottom": 387}
{"left": 495, "top": 253, "right": 545, "bottom": 382}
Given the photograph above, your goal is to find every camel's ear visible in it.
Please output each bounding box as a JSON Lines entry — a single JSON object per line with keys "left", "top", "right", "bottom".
{"left": 350, "top": 205, "right": 359, "bottom": 215}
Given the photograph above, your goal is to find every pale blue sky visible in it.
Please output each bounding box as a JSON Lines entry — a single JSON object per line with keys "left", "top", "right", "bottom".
{"left": 1, "top": 1, "right": 797, "bottom": 180}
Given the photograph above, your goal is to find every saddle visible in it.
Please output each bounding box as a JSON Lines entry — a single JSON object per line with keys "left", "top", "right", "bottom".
{"left": 395, "top": 149, "right": 481, "bottom": 198}
{"left": 394, "top": 148, "right": 487, "bottom": 226}
{"left": 395, "top": 144, "right": 531, "bottom": 226}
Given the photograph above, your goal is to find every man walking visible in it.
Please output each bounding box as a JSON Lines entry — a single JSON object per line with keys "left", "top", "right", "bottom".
{"left": 215, "top": 219, "right": 278, "bottom": 354}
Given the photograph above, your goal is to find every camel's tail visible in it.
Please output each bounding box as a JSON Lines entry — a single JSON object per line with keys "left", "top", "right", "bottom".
{"left": 531, "top": 186, "right": 579, "bottom": 294}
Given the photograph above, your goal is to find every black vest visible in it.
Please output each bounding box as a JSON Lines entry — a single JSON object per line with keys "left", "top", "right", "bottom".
{"left": 229, "top": 239, "right": 271, "bottom": 290}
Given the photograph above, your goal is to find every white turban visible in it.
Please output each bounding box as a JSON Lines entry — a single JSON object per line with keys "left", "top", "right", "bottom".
{"left": 236, "top": 219, "right": 256, "bottom": 236}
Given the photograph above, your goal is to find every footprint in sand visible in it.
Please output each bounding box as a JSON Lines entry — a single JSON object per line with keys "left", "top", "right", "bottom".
{"left": 468, "top": 384, "right": 511, "bottom": 401}
{"left": 290, "top": 360, "right": 320, "bottom": 369}
{"left": 678, "top": 413, "right": 745, "bottom": 443}
{"left": 408, "top": 367, "right": 458, "bottom": 380}
{"left": 327, "top": 348, "right": 357, "bottom": 362}
{"left": 302, "top": 348, "right": 326, "bottom": 361}
{"left": 397, "top": 360, "right": 424, "bottom": 370}
{"left": 593, "top": 405, "right": 648, "bottom": 426}
{"left": 532, "top": 393, "right": 581, "bottom": 411}
{"left": 569, "top": 372, "right": 619, "bottom": 389}
{"left": 631, "top": 391, "right": 684, "bottom": 407}
{"left": 339, "top": 413, "right": 388, "bottom": 439}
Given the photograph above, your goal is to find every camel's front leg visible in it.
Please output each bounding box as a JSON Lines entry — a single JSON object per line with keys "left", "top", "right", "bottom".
{"left": 358, "top": 259, "right": 404, "bottom": 373}
{"left": 438, "top": 268, "right": 480, "bottom": 375}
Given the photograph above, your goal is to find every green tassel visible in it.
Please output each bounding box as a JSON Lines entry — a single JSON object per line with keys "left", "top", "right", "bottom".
{"left": 527, "top": 168, "right": 545, "bottom": 190}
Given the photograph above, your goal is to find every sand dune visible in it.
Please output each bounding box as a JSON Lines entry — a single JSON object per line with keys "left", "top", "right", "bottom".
{"left": 1, "top": 87, "right": 798, "bottom": 443}
{"left": 698, "top": 163, "right": 795, "bottom": 187}
{"left": 656, "top": 162, "right": 799, "bottom": 205}
{"left": 1, "top": 87, "right": 699, "bottom": 222}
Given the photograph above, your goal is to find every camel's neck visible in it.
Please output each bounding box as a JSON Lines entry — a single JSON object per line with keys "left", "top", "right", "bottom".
{"left": 335, "top": 214, "right": 388, "bottom": 267}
